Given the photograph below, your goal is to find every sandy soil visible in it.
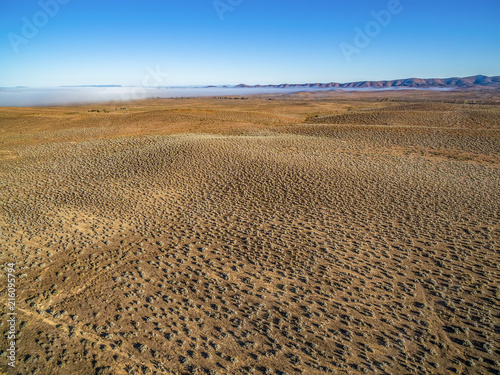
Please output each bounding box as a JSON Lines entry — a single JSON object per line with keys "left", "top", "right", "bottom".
{"left": 0, "top": 90, "right": 499, "bottom": 375}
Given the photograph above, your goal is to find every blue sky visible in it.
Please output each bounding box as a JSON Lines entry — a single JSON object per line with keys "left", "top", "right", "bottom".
{"left": 1, "top": 0, "right": 499, "bottom": 86}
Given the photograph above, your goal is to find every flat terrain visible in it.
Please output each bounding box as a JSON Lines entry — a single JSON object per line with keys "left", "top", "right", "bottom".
{"left": 0, "top": 90, "right": 499, "bottom": 375}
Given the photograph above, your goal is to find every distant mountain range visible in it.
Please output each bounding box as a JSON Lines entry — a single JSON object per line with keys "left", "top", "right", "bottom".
{"left": 235, "top": 75, "right": 500, "bottom": 90}
{"left": 60, "top": 85, "right": 123, "bottom": 88}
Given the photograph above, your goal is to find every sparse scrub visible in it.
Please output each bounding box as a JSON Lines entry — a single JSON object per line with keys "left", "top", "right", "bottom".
{"left": 0, "top": 92, "right": 499, "bottom": 375}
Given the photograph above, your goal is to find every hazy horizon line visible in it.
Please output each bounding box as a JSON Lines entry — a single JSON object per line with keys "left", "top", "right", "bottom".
{"left": 2, "top": 73, "right": 499, "bottom": 90}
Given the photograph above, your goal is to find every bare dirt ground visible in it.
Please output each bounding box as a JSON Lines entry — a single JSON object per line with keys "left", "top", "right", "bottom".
{"left": 0, "top": 90, "right": 499, "bottom": 375}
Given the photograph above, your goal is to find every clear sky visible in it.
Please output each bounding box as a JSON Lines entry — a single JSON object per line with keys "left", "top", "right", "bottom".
{"left": 1, "top": 0, "right": 499, "bottom": 87}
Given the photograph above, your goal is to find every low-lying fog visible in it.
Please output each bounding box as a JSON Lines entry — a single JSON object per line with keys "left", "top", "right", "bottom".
{"left": 0, "top": 86, "right": 452, "bottom": 107}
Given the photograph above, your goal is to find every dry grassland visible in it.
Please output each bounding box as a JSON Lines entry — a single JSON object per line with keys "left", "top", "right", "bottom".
{"left": 0, "top": 90, "right": 499, "bottom": 375}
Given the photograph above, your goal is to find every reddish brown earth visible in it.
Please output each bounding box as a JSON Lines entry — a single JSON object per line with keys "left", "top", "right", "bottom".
{"left": 0, "top": 90, "right": 499, "bottom": 375}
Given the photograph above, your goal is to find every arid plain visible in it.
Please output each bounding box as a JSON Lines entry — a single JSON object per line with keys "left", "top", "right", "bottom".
{"left": 0, "top": 90, "right": 499, "bottom": 375}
